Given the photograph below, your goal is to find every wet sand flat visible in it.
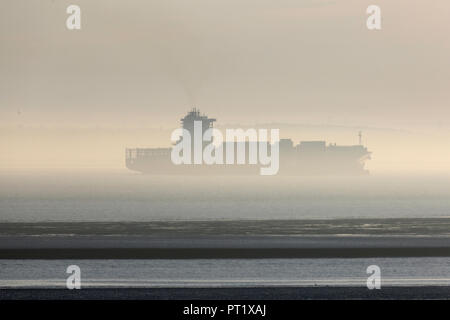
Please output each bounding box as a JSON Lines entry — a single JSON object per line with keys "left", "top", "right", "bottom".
{"left": 0, "top": 219, "right": 449, "bottom": 259}
{"left": 1, "top": 218, "right": 449, "bottom": 237}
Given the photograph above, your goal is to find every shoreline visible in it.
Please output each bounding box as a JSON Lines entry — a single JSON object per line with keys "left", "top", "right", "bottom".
{"left": 1, "top": 286, "right": 449, "bottom": 300}
{"left": 2, "top": 246, "right": 450, "bottom": 259}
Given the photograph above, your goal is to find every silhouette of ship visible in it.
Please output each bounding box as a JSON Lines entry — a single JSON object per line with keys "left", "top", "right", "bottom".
{"left": 126, "top": 109, "right": 371, "bottom": 175}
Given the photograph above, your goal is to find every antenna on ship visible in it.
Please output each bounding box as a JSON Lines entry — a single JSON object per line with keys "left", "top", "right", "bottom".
{"left": 358, "top": 131, "right": 362, "bottom": 145}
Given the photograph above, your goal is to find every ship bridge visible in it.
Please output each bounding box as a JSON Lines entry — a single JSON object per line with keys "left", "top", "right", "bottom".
{"left": 181, "top": 108, "right": 216, "bottom": 138}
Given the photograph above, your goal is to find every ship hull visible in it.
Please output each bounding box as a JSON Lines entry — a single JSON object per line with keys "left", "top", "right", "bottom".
{"left": 126, "top": 152, "right": 369, "bottom": 176}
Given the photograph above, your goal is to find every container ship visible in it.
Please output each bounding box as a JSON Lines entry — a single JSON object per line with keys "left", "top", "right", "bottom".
{"left": 126, "top": 109, "right": 371, "bottom": 175}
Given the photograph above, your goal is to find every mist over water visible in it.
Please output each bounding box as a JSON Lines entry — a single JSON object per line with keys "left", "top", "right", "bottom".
{"left": 1, "top": 170, "right": 450, "bottom": 222}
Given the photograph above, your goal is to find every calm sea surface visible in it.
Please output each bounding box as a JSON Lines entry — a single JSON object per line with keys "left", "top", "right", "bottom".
{"left": 1, "top": 171, "right": 450, "bottom": 222}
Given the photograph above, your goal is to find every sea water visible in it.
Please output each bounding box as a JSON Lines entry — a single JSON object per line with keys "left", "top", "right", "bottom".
{"left": 1, "top": 171, "right": 450, "bottom": 222}
{"left": 0, "top": 258, "right": 449, "bottom": 288}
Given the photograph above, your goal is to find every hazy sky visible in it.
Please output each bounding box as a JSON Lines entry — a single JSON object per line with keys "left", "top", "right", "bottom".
{"left": 1, "top": 0, "right": 449, "bottom": 128}
{"left": 1, "top": 1, "right": 450, "bottom": 171}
